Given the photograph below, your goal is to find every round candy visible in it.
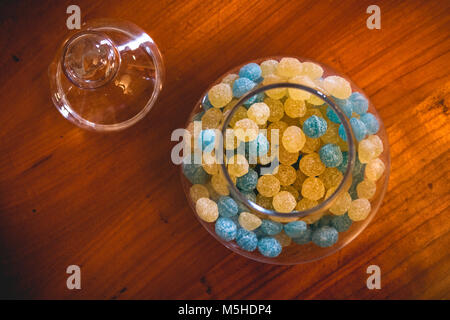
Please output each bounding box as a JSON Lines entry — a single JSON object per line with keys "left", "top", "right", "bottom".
{"left": 217, "top": 196, "right": 239, "bottom": 218}
{"left": 282, "top": 126, "right": 306, "bottom": 153}
{"left": 248, "top": 133, "right": 269, "bottom": 159}
{"left": 330, "top": 213, "right": 352, "bottom": 232}
{"left": 274, "top": 232, "right": 292, "bottom": 247}
{"left": 276, "top": 57, "right": 303, "bottom": 78}
{"left": 284, "top": 98, "right": 306, "bottom": 118}
{"left": 319, "top": 143, "right": 343, "bottom": 168}
{"left": 272, "top": 191, "right": 297, "bottom": 213}
{"left": 301, "top": 177, "right": 325, "bottom": 201}
{"left": 239, "top": 63, "right": 262, "bottom": 82}
{"left": 198, "top": 129, "right": 216, "bottom": 152}
{"left": 284, "top": 221, "right": 308, "bottom": 238}
{"left": 288, "top": 75, "right": 315, "bottom": 100}
{"left": 182, "top": 162, "right": 209, "bottom": 184}
{"left": 356, "top": 179, "right": 376, "bottom": 199}
{"left": 278, "top": 145, "right": 300, "bottom": 166}
{"left": 227, "top": 154, "right": 249, "bottom": 177}
{"left": 292, "top": 228, "right": 312, "bottom": 245}
{"left": 247, "top": 102, "right": 270, "bottom": 125}
{"left": 329, "top": 191, "right": 352, "bottom": 215}
{"left": 257, "top": 237, "right": 282, "bottom": 257}
{"left": 229, "top": 106, "right": 247, "bottom": 127}
{"left": 234, "top": 118, "right": 259, "bottom": 142}
{"left": 348, "top": 198, "right": 371, "bottom": 221}
{"left": 238, "top": 212, "right": 262, "bottom": 231}
{"left": 196, "top": 198, "right": 219, "bottom": 222}
{"left": 221, "top": 73, "right": 239, "bottom": 87}
{"left": 236, "top": 168, "right": 258, "bottom": 192}
{"left": 236, "top": 191, "right": 257, "bottom": 213}
{"left": 275, "top": 164, "right": 297, "bottom": 186}
{"left": 264, "top": 97, "right": 285, "bottom": 122}
{"left": 365, "top": 158, "right": 385, "bottom": 181}
{"left": 323, "top": 76, "right": 351, "bottom": 99}
{"left": 320, "top": 167, "right": 343, "bottom": 189}
{"left": 208, "top": 83, "right": 232, "bottom": 108}
{"left": 296, "top": 198, "right": 318, "bottom": 211}
{"left": 236, "top": 228, "right": 258, "bottom": 251}
{"left": 260, "top": 59, "right": 278, "bottom": 77}
{"left": 260, "top": 220, "right": 283, "bottom": 236}
{"left": 215, "top": 217, "right": 237, "bottom": 241}
{"left": 202, "top": 108, "right": 222, "bottom": 129}
{"left": 233, "top": 77, "right": 256, "bottom": 98}
{"left": 211, "top": 173, "right": 230, "bottom": 196}
{"left": 312, "top": 226, "right": 339, "bottom": 247}
{"left": 360, "top": 113, "right": 379, "bottom": 134}
{"left": 189, "top": 184, "right": 209, "bottom": 203}
{"left": 262, "top": 74, "right": 287, "bottom": 100}
{"left": 320, "top": 122, "right": 340, "bottom": 144}
{"left": 303, "top": 115, "right": 328, "bottom": 138}
{"left": 299, "top": 152, "right": 325, "bottom": 177}
{"left": 257, "top": 175, "right": 281, "bottom": 197}
{"left": 350, "top": 117, "right": 367, "bottom": 141}
{"left": 367, "top": 134, "right": 383, "bottom": 156}
{"left": 349, "top": 92, "right": 368, "bottom": 114}
{"left": 301, "top": 62, "right": 323, "bottom": 79}
{"left": 301, "top": 136, "right": 321, "bottom": 154}
{"left": 256, "top": 194, "right": 273, "bottom": 210}
{"left": 358, "top": 138, "right": 378, "bottom": 163}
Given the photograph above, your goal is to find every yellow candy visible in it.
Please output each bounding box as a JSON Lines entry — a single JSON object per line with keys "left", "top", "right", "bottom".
{"left": 367, "top": 134, "right": 383, "bottom": 157}
{"left": 256, "top": 194, "right": 273, "bottom": 210}
{"left": 221, "top": 73, "right": 239, "bottom": 87}
{"left": 234, "top": 118, "right": 259, "bottom": 142}
{"left": 320, "top": 121, "right": 340, "bottom": 144}
{"left": 202, "top": 108, "right": 222, "bottom": 129}
{"left": 301, "top": 136, "right": 321, "bottom": 153}
{"left": 189, "top": 184, "right": 209, "bottom": 203}
{"left": 263, "top": 74, "right": 287, "bottom": 100}
{"left": 275, "top": 164, "right": 297, "bottom": 186}
{"left": 292, "top": 169, "right": 307, "bottom": 190}
{"left": 227, "top": 154, "right": 249, "bottom": 177}
{"left": 211, "top": 173, "right": 230, "bottom": 196}
{"left": 238, "top": 212, "right": 262, "bottom": 230}
{"left": 301, "top": 177, "right": 325, "bottom": 201}
{"left": 329, "top": 190, "right": 352, "bottom": 215}
{"left": 260, "top": 59, "right": 279, "bottom": 77}
{"left": 265, "top": 97, "right": 285, "bottom": 122}
{"left": 299, "top": 153, "right": 326, "bottom": 177}
{"left": 278, "top": 144, "right": 299, "bottom": 166}
{"left": 267, "top": 120, "right": 288, "bottom": 144}
{"left": 348, "top": 198, "right": 371, "bottom": 221}
{"left": 358, "top": 138, "right": 377, "bottom": 164}
{"left": 276, "top": 57, "right": 303, "bottom": 78}
{"left": 284, "top": 98, "right": 306, "bottom": 118}
{"left": 280, "top": 185, "right": 300, "bottom": 200}
{"left": 320, "top": 167, "right": 343, "bottom": 189}
{"left": 208, "top": 83, "right": 232, "bottom": 108}
{"left": 273, "top": 191, "right": 297, "bottom": 213}
{"left": 224, "top": 129, "right": 239, "bottom": 150}
{"left": 365, "top": 158, "right": 385, "bottom": 181}
{"left": 274, "top": 231, "right": 292, "bottom": 247}
{"left": 257, "top": 175, "right": 281, "bottom": 197}
{"left": 282, "top": 126, "right": 306, "bottom": 153}
{"left": 247, "top": 102, "right": 270, "bottom": 125}
{"left": 196, "top": 198, "right": 219, "bottom": 222}
{"left": 357, "top": 179, "right": 377, "bottom": 199}
{"left": 288, "top": 76, "right": 315, "bottom": 100}
{"left": 301, "top": 62, "right": 324, "bottom": 80}
{"left": 322, "top": 76, "right": 352, "bottom": 99}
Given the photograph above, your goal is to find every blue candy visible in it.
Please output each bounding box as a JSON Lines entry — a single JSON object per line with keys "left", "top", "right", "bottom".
{"left": 292, "top": 228, "right": 312, "bottom": 245}
{"left": 198, "top": 129, "right": 216, "bottom": 152}
{"left": 260, "top": 220, "right": 283, "bottom": 236}
{"left": 215, "top": 217, "right": 237, "bottom": 241}
{"left": 236, "top": 228, "right": 258, "bottom": 251}
{"left": 319, "top": 143, "right": 343, "bottom": 167}
{"left": 202, "top": 94, "right": 213, "bottom": 111}
{"left": 284, "top": 221, "right": 308, "bottom": 238}
{"left": 182, "top": 163, "right": 209, "bottom": 184}
{"left": 340, "top": 118, "right": 367, "bottom": 141}
{"left": 232, "top": 77, "right": 256, "bottom": 98}
{"left": 239, "top": 63, "right": 262, "bottom": 82}
{"left": 331, "top": 213, "right": 352, "bottom": 232}
{"left": 303, "top": 115, "right": 328, "bottom": 138}
{"left": 314, "top": 215, "right": 333, "bottom": 228}
{"left": 327, "top": 99, "right": 353, "bottom": 123}
{"left": 257, "top": 237, "right": 282, "bottom": 257}
{"left": 359, "top": 113, "right": 379, "bottom": 135}
{"left": 217, "top": 196, "right": 239, "bottom": 218}
{"left": 248, "top": 133, "right": 269, "bottom": 158}
{"left": 236, "top": 168, "right": 258, "bottom": 192}
{"left": 337, "top": 151, "right": 349, "bottom": 173}
{"left": 349, "top": 92, "right": 368, "bottom": 115}
{"left": 312, "top": 226, "right": 339, "bottom": 247}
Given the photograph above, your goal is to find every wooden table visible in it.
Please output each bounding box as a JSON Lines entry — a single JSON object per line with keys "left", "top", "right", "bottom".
{"left": 0, "top": 0, "right": 449, "bottom": 299}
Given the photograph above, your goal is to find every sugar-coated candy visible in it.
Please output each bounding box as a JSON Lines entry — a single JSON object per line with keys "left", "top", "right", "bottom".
{"left": 314, "top": 215, "right": 333, "bottom": 228}
{"left": 239, "top": 63, "right": 262, "bottom": 82}
{"left": 301, "top": 62, "right": 323, "bottom": 79}
{"left": 358, "top": 138, "right": 378, "bottom": 163}
{"left": 365, "top": 158, "right": 385, "bottom": 181}
{"left": 301, "top": 136, "right": 321, "bottom": 154}
{"left": 329, "top": 190, "right": 352, "bottom": 215}
{"left": 292, "top": 228, "right": 312, "bottom": 244}
{"left": 296, "top": 198, "right": 318, "bottom": 211}
{"left": 236, "top": 191, "right": 257, "bottom": 213}
{"left": 257, "top": 175, "right": 281, "bottom": 197}
{"left": 236, "top": 168, "right": 258, "bottom": 192}
{"left": 239, "top": 212, "right": 262, "bottom": 230}
{"left": 276, "top": 57, "right": 303, "bottom": 78}
{"left": 357, "top": 179, "right": 376, "bottom": 199}
{"left": 272, "top": 191, "right": 297, "bottom": 213}
{"left": 227, "top": 154, "right": 249, "bottom": 178}
{"left": 284, "top": 98, "right": 306, "bottom": 118}
{"left": 300, "top": 107, "right": 323, "bottom": 126}
{"left": 348, "top": 198, "right": 371, "bottom": 221}
{"left": 281, "top": 185, "right": 300, "bottom": 200}
{"left": 262, "top": 74, "right": 287, "bottom": 100}
{"left": 221, "top": 73, "right": 239, "bottom": 87}
{"left": 248, "top": 133, "right": 269, "bottom": 158}
{"left": 217, "top": 196, "right": 239, "bottom": 218}
{"left": 256, "top": 194, "right": 273, "bottom": 210}
{"left": 229, "top": 106, "right": 247, "bottom": 127}
{"left": 260, "top": 219, "right": 283, "bottom": 236}
{"left": 215, "top": 217, "right": 237, "bottom": 241}
{"left": 299, "top": 152, "right": 325, "bottom": 177}
{"left": 284, "top": 221, "right": 308, "bottom": 238}
{"left": 211, "top": 173, "right": 230, "bottom": 196}
{"left": 326, "top": 99, "right": 352, "bottom": 124}
{"left": 236, "top": 228, "right": 258, "bottom": 251}
{"left": 257, "top": 237, "right": 282, "bottom": 257}
{"left": 323, "top": 76, "right": 351, "bottom": 99}
{"left": 320, "top": 167, "right": 343, "bottom": 189}
{"left": 183, "top": 162, "right": 210, "bottom": 184}
{"left": 247, "top": 102, "right": 270, "bottom": 125}
{"left": 320, "top": 121, "right": 340, "bottom": 144}
{"left": 202, "top": 108, "right": 222, "bottom": 129}
{"left": 260, "top": 59, "right": 278, "bottom": 77}
{"left": 301, "top": 177, "right": 325, "bottom": 201}
{"left": 190, "top": 184, "right": 209, "bottom": 203}
{"left": 274, "top": 231, "right": 292, "bottom": 247}
{"left": 360, "top": 113, "right": 379, "bottom": 134}
{"left": 232, "top": 77, "right": 256, "bottom": 98}
{"left": 349, "top": 92, "right": 368, "bottom": 115}
{"left": 278, "top": 144, "right": 300, "bottom": 166}
{"left": 265, "top": 97, "right": 285, "bottom": 122}
{"left": 282, "top": 126, "right": 306, "bottom": 153}
{"left": 367, "top": 134, "right": 383, "bottom": 157}
{"left": 312, "top": 226, "right": 339, "bottom": 247}
{"left": 348, "top": 117, "right": 368, "bottom": 141}
{"left": 274, "top": 164, "right": 297, "bottom": 186}
{"left": 319, "top": 143, "right": 343, "bottom": 168}
{"left": 202, "top": 152, "right": 220, "bottom": 175}
{"left": 208, "top": 83, "right": 232, "bottom": 108}
{"left": 303, "top": 115, "right": 328, "bottom": 138}
{"left": 288, "top": 75, "right": 315, "bottom": 100}
{"left": 330, "top": 213, "right": 352, "bottom": 232}
{"left": 198, "top": 129, "right": 216, "bottom": 152}
{"left": 234, "top": 118, "right": 259, "bottom": 142}
{"left": 196, "top": 198, "right": 219, "bottom": 222}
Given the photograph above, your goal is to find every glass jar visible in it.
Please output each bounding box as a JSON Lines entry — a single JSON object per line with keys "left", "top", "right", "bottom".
{"left": 180, "top": 57, "right": 390, "bottom": 264}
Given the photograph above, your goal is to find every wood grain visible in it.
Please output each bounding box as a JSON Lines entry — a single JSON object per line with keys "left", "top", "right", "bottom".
{"left": 0, "top": 0, "right": 449, "bottom": 299}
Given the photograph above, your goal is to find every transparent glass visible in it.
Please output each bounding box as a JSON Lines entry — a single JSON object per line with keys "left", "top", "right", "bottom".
{"left": 49, "top": 19, "right": 164, "bottom": 131}
{"left": 180, "top": 57, "right": 390, "bottom": 264}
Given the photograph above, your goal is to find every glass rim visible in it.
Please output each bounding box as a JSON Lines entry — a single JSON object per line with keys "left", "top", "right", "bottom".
{"left": 220, "top": 82, "right": 356, "bottom": 218}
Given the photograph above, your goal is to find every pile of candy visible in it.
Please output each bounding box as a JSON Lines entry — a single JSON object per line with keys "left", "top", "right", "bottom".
{"left": 183, "top": 57, "right": 385, "bottom": 258}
